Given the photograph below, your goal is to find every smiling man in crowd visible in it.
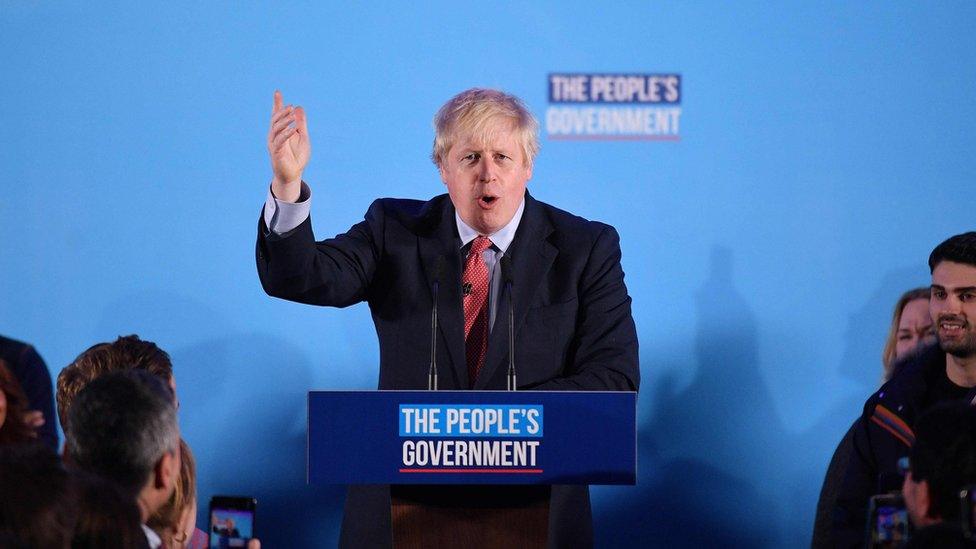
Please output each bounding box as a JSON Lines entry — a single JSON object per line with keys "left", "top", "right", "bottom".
{"left": 256, "top": 88, "right": 639, "bottom": 547}
{"left": 833, "top": 231, "right": 976, "bottom": 547}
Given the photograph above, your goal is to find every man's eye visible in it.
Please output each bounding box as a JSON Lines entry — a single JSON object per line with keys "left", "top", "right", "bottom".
{"left": 933, "top": 290, "right": 946, "bottom": 299}
{"left": 962, "top": 293, "right": 976, "bottom": 302}
{"left": 463, "top": 153, "right": 479, "bottom": 162}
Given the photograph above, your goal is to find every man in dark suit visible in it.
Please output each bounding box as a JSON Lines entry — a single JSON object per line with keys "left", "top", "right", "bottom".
{"left": 256, "top": 88, "right": 639, "bottom": 547}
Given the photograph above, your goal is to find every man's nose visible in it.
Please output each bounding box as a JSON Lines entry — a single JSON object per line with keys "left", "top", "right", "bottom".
{"left": 940, "top": 295, "right": 962, "bottom": 315}
{"left": 478, "top": 160, "right": 496, "bottom": 182}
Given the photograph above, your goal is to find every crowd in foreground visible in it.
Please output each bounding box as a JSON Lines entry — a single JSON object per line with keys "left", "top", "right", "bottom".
{"left": 0, "top": 335, "right": 260, "bottom": 549}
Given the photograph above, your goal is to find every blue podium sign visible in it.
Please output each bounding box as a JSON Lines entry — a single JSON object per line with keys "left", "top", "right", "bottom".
{"left": 308, "top": 390, "right": 636, "bottom": 485}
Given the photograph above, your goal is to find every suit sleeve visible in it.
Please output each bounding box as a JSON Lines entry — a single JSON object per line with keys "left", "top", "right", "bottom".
{"left": 529, "top": 225, "right": 640, "bottom": 392}
{"left": 256, "top": 199, "right": 386, "bottom": 308}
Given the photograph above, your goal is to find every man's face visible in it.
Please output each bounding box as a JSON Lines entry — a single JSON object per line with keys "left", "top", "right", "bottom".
{"left": 930, "top": 261, "right": 976, "bottom": 358}
{"left": 439, "top": 118, "right": 532, "bottom": 236}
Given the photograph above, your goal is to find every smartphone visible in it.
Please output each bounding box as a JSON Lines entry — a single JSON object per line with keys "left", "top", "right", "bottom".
{"left": 209, "top": 496, "right": 256, "bottom": 549}
{"left": 865, "top": 493, "right": 911, "bottom": 548}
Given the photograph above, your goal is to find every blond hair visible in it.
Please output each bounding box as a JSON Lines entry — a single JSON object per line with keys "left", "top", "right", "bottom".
{"left": 431, "top": 88, "right": 539, "bottom": 168}
{"left": 148, "top": 438, "right": 197, "bottom": 548}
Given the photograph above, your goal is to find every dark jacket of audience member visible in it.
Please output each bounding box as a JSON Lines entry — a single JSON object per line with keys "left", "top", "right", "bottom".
{"left": 72, "top": 470, "right": 150, "bottom": 549}
{"left": 833, "top": 343, "right": 961, "bottom": 546}
{"left": 0, "top": 335, "right": 57, "bottom": 449}
{"left": 0, "top": 442, "right": 77, "bottom": 548}
{"left": 0, "top": 361, "right": 37, "bottom": 445}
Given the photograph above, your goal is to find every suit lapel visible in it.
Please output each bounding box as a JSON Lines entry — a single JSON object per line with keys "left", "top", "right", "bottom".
{"left": 419, "top": 198, "right": 467, "bottom": 389}
{"left": 475, "top": 193, "right": 556, "bottom": 390}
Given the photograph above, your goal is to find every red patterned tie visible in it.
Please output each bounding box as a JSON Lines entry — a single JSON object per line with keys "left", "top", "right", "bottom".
{"left": 463, "top": 236, "right": 492, "bottom": 387}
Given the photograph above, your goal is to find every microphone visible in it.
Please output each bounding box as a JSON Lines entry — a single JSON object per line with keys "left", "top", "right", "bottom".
{"left": 500, "top": 255, "right": 516, "bottom": 391}
{"left": 428, "top": 256, "right": 444, "bottom": 391}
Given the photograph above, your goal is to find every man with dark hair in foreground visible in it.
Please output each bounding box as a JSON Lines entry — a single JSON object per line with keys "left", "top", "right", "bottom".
{"left": 833, "top": 232, "right": 976, "bottom": 546}
{"left": 65, "top": 370, "right": 180, "bottom": 549}
{"left": 902, "top": 402, "right": 976, "bottom": 547}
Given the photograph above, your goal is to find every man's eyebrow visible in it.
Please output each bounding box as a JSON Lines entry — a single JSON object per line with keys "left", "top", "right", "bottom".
{"left": 953, "top": 286, "right": 976, "bottom": 294}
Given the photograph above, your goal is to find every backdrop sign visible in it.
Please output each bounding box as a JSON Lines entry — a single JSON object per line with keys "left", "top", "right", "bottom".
{"left": 545, "top": 73, "right": 682, "bottom": 141}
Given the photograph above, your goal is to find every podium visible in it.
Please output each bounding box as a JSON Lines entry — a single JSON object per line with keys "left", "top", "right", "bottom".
{"left": 309, "top": 390, "right": 636, "bottom": 547}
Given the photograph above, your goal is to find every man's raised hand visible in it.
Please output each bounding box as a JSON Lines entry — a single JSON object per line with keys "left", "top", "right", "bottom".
{"left": 267, "top": 90, "right": 311, "bottom": 203}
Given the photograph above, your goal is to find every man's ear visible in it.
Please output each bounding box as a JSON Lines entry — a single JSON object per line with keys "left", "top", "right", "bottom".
{"left": 154, "top": 449, "right": 179, "bottom": 490}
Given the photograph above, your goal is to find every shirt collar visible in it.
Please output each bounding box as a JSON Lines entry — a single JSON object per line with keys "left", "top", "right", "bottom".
{"left": 455, "top": 198, "right": 525, "bottom": 253}
{"left": 142, "top": 524, "right": 163, "bottom": 549}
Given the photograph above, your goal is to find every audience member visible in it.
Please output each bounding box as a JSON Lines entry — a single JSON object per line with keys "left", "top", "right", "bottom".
{"left": 833, "top": 232, "right": 976, "bottom": 546}
{"left": 0, "top": 441, "right": 77, "bottom": 548}
{"left": 72, "top": 470, "right": 150, "bottom": 549}
{"left": 901, "top": 402, "right": 976, "bottom": 547}
{"left": 883, "top": 287, "right": 936, "bottom": 381}
{"left": 65, "top": 370, "right": 181, "bottom": 549}
{"left": 0, "top": 360, "right": 37, "bottom": 445}
{"left": 0, "top": 334, "right": 57, "bottom": 449}
{"left": 148, "top": 438, "right": 207, "bottom": 549}
{"left": 57, "top": 334, "right": 176, "bottom": 430}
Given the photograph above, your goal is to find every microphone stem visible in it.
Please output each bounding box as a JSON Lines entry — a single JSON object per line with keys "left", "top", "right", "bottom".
{"left": 507, "top": 280, "right": 516, "bottom": 391}
{"left": 428, "top": 282, "right": 438, "bottom": 391}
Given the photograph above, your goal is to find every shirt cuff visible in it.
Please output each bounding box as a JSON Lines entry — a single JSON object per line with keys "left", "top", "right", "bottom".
{"left": 263, "top": 182, "right": 312, "bottom": 235}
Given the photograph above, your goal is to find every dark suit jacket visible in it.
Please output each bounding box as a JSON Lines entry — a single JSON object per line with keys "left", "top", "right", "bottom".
{"left": 256, "top": 191, "right": 640, "bottom": 547}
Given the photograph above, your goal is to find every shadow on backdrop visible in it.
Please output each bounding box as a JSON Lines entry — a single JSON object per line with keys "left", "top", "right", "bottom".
{"left": 595, "top": 246, "right": 783, "bottom": 548}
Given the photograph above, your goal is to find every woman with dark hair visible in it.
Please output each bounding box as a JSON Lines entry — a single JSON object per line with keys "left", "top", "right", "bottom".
{"left": 0, "top": 360, "right": 36, "bottom": 444}
{"left": 881, "top": 287, "right": 935, "bottom": 381}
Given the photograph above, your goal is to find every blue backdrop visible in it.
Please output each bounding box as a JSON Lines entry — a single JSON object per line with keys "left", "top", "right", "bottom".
{"left": 2, "top": 2, "right": 974, "bottom": 546}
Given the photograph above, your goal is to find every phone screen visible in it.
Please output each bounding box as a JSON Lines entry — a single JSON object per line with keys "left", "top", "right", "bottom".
{"left": 867, "top": 494, "right": 910, "bottom": 548}
{"left": 209, "top": 497, "right": 255, "bottom": 549}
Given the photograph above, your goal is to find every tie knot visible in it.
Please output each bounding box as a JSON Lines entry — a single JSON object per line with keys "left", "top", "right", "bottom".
{"left": 470, "top": 236, "right": 493, "bottom": 255}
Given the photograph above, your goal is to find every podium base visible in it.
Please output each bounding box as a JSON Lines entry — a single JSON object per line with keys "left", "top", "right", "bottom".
{"left": 390, "top": 485, "right": 549, "bottom": 548}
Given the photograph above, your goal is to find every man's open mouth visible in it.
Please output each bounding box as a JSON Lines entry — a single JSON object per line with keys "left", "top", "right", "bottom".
{"left": 478, "top": 195, "right": 498, "bottom": 208}
{"left": 939, "top": 317, "right": 968, "bottom": 335}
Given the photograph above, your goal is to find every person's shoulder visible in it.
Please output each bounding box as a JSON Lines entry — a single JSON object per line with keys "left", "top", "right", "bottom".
{"left": 529, "top": 194, "right": 618, "bottom": 243}
{"left": 860, "top": 344, "right": 943, "bottom": 427}
{"left": 0, "top": 334, "right": 27, "bottom": 355}
{"left": 886, "top": 343, "right": 945, "bottom": 393}
{"left": 367, "top": 194, "right": 451, "bottom": 233}
{"left": 0, "top": 334, "right": 40, "bottom": 367}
